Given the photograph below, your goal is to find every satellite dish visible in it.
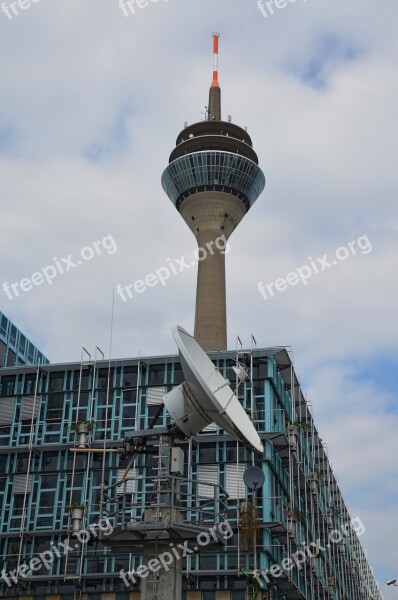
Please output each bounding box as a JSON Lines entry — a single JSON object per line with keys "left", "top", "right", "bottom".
{"left": 243, "top": 466, "right": 265, "bottom": 490}
{"left": 163, "top": 326, "right": 263, "bottom": 454}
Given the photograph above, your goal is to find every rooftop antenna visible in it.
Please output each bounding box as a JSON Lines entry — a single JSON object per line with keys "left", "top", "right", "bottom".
{"left": 200, "top": 107, "right": 208, "bottom": 121}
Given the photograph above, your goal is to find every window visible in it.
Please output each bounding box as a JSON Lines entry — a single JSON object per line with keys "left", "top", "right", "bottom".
{"left": 199, "top": 444, "right": 217, "bottom": 463}
{"left": 173, "top": 363, "right": 184, "bottom": 385}
{"left": 6, "top": 349, "right": 16, "bottom": 367}
{"left": 0, "top": 314, "right": 7, "bottom": 337}
{"left": 146, "top": 386, "right": 165, "bottom": 406}
{"left": 12, "top": 474, "right": 32, "bottom": 494}
{"left": 49, "top": 372, "right": 64, "bottom": 392}
{"left": 34, "top": 537, "right": 52, "bottom": 554}
{"left": 252, "top": 357, "right": 268, "bottom": 379}
{"left": 0, "top": 397, "right": 16, "bottom": 424}
{"left": 225, "top": 443, "right": 246, "bottom": 463}
{"left": 27, "top": 342, "right": 34, "bottom": 362}
{"left": 121, "top": 405, "right": 136, "bottom": 428}
{"left": 15, "top": 453, "right": 29, "bottom": 473}
{"left": 9, "top": 325, "right": 17, "bottom": 346}
{"left": 0, "top": 456, "right": 8, "bottom": 474}
{"left": 39, "top": 490, "right": 56, "bottom": 507}
{"left": 23, "top": 374, "right": 36, "bottom": 396}
{"left": 197, "top": 464, "right": 218, "bottom": 498}
{"left": 42, "top": 452, "right": 58, "bottom": 471}
{"left": 0, "top": 340, "right": 6, "bottom": 366}
{"left": 46, "top": 394, "right": 63, "bottom": 421}
{"left": 20, "top": 396, "right": 39, "bottom": 421}
{"left": 225, "top": 464, "right": 246, "bottom": 500}
{"left": 122, "top": 366, "right": 138, "bottom": 388}
{"left": 40, "top": 474, "right": 58, "bottom": 488}
{"left": 148, "top": 404, "right": 164, "bottom": 420}
{"left": 148, "top": 364, "right": 164, "bottom": 386}
{"left": 0, "top": 376, "right": 16, "bottom": 396}
{"left": 80, "top": 370, "right": 91, "bottom": 390}
{"left": 18, "top": 335, "right": 26, "bottom": 355}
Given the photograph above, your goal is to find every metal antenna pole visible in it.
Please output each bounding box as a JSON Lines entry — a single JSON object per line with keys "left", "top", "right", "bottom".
{"left": 100, "top": 292, "right": 115, "bottom": 525}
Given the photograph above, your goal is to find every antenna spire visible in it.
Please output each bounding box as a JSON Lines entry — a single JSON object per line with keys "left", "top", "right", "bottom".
{"left": 208, "top": 33, "right": 221, "bottom": 121}
{"left": 211, "top": 33, "right": 220, "bottom": 89}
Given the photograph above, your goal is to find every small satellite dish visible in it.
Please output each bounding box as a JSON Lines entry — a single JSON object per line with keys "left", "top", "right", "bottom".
{"left": 243, "top": 466, "right": 265, "bottom": 490}
{"left": 163, "top": 326, "right": 263, "bottom": 454}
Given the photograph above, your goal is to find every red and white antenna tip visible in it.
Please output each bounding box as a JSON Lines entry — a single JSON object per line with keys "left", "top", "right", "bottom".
{"left": 211, "top": 33, "right": 220, "bottom": 89}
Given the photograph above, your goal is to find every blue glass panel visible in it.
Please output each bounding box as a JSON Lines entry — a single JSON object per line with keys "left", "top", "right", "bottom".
{"left": 162, "top": 151, "right": 265, "bottom": 208}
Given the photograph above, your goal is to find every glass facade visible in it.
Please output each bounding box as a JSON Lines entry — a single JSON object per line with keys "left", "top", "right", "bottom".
{"left": 0, "top": 311, "right": 49, "bottom": 368}
{"left": 0, "top": 350, "right": 381, "bottom": 600}
{"left": 162, "top": 151, "right": 266, "bottom": 209}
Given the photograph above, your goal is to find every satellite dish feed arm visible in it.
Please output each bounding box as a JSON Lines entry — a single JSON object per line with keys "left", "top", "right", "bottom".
{"left": 212, "top": 380, "right": 231, "bottom": 394}
{"left": 218, "top": 390, "right": 237, "bottom": 415}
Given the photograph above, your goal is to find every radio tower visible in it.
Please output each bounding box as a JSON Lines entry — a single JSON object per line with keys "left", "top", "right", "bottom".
{"left": 162, "top": 34, "right": 265, "bottom": 350}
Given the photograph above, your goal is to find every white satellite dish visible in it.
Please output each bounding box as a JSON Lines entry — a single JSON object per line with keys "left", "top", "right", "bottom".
{"left": 163, "top": 326, "right": 263, "bottom": 454}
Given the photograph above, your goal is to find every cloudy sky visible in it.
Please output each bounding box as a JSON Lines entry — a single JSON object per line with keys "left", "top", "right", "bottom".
{"left": 1, "top": 0, "right": 397, "bottom": 594}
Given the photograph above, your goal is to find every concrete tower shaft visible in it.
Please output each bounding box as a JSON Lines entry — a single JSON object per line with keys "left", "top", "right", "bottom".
{"left": 162, "top": 35, "right": 265, "bottom": 350}
{"left": 179, "top": 191, "right": 246, "bottom": 350}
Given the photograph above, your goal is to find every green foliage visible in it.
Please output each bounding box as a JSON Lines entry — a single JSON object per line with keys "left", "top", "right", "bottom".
{"left": 70, "top": 419, "right": 95, "bottom": 432}
{"left": 69, "top": 502, "right": 86, "bottom": 511}
{"left": 239, "top": 501, "right": 260, "bottom": 551}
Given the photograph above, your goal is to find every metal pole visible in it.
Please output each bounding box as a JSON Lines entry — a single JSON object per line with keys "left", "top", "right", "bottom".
{"left": 236, "top": 334, "right": 242, "bottom": 577}
{"left": 79, "top": 347, "right": 103, "bottom": 580}
{"left": 64, "top": 349, "right": 88, "bottom": 577}
{"left": 100, "top": 293, "right": 115, "bottom": 525}
{"left": 17, "top": 361, "right": 43, "bottom": 573}
{"left": 250, "top": 336, "right": 256, "bottom": 468}
{"left": 187, "top": 436, "right": 193, "bottom": 578}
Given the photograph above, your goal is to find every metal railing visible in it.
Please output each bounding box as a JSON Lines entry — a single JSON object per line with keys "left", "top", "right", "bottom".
{"left": 102, "top": 474, "right": 229, "bottom": 533}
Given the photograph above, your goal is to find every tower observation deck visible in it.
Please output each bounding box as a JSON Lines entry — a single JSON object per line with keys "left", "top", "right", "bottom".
{"left": 162, "top": 34, "right": 265, "bottom": 350}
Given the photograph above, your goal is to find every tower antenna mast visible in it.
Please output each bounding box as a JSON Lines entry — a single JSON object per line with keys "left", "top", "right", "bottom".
{"left": 208, "top": 33, "right": 221, "bottom": 121}
{"left": 211, "top": 32, "right": 220, "bottom": 88}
